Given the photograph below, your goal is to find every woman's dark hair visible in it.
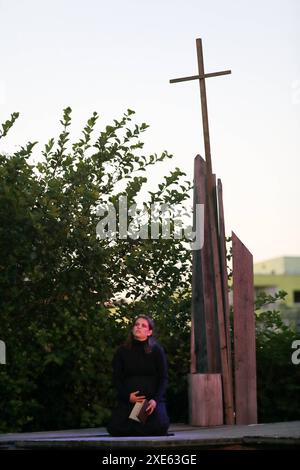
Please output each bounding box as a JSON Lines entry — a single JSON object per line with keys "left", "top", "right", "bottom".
{"left": 124, "top": 315, "right": 156, "bottom": 353}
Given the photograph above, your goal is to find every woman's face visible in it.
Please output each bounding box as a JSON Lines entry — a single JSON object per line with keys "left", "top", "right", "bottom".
{"left": 132, "top": 317, "right": 152, "bottom": 341}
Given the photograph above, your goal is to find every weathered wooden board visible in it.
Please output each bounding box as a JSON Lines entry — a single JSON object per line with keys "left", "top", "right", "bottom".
{"left": 188, "top": 373, "right": 223, "bottom": 426}
{"left": 193, "top": 156, "right": 221, "bottom": 372}
{"left": 232, "top": 232, "right": 257, "bottom": 424}
{"left": 191, "top": 155, "right": 208, "bottom": 373}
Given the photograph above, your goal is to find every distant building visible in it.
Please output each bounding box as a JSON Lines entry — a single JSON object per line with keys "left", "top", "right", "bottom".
{"left": 254, "top": 256, "right": 300, "bottom": 331}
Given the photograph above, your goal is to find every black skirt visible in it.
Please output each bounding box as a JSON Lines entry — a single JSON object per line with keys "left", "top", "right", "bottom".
{"left": 107, "top": 400, "right": 169, "bottom": 437}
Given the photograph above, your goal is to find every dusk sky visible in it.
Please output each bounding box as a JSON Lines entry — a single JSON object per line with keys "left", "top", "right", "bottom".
{"left": 1, "top": 0, "right": 299, "bottom": 262}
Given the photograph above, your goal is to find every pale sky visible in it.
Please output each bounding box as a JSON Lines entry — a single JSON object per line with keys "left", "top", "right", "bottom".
{"left": 1, "top": 0, "right": 299, "bottom": 262}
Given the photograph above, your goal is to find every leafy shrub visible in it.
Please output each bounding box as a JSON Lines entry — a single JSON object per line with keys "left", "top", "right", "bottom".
{"left": 0, "top": 109, "right": 192, "bottom": 431}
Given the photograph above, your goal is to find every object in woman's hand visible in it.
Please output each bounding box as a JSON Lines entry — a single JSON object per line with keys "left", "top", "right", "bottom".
{"left": 129, "top": 399, "right": 149, "bottom": 424}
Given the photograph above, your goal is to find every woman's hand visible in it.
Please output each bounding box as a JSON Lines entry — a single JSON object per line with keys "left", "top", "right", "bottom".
{"left": 146, "top": 399, "right": 157, "bottom": 415}
{"left": 129, "top": 391, "right": 146, "bottom": 403}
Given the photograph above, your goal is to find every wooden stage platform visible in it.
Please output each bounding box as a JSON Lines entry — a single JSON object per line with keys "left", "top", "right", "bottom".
{"left": 0, "top": 421, "right": 299, "bottom": 450}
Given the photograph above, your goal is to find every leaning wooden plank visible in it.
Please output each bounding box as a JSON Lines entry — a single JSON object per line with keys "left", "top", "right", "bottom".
{"left": 205, "top": 172, "right": 221, "bottom": 372}
{"left": 232, "top": 232, "right": 257, "bottom": 424}
{"left": 206, "top": 174, "right": 234, "bottom": 425}
{"left": 217, "top": 178, "right": 235, "bottom": 422}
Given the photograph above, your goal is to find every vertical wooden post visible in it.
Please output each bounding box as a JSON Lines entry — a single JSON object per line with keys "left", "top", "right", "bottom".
{"left": 191, "top": 156, "right": 208, "bottom": 373}
{"left": 193, "top": 156, "right": 220, "bottom": 373}
{"left": 232, "top": 232, "right": 257, "bottom": 424}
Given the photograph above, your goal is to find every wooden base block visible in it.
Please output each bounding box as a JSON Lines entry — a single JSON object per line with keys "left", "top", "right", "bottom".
{"left": 188, "top": 373, "right": 223, "bottom": 426}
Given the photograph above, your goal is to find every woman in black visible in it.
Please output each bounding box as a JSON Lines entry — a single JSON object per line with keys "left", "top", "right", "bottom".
{"left": 107, "top": 315, "right": 170, "bottom": 436}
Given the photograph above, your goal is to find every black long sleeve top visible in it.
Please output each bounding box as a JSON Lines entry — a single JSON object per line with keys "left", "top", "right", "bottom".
{"left": 112, "top": 338, "right": 168, "bottom": 404}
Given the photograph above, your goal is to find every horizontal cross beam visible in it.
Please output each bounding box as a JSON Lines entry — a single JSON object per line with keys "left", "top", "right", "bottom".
{"left": 170, "top": 70, "right": 231, "bottom": 84}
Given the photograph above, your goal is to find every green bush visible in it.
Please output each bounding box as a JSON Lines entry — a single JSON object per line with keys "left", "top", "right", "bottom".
{"left": 0, "top": 108, "right": 192, "bottom": 431}
{"left": 255, "top": 292, "right": 300, "bottom": 422}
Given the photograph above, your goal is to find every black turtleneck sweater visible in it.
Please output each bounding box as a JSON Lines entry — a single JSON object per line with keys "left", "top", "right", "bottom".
{"left": 112, "top": 339, "right": 168, "bottom": 404}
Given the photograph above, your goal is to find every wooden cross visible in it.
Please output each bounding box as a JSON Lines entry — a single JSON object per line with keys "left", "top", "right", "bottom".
{"left": 171, "top": 39, "right": 235, "bottom": 425}
{"left": 170, "top": 38, "right": 231, "bottom": 176}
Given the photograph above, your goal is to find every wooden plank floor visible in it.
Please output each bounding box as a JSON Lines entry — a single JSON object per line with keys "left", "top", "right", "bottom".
{"left": 0, "top": 421, "right": 299, "bottom": 449}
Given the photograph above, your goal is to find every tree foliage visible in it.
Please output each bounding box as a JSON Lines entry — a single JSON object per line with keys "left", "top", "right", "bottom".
{"left": 0, "top": 108, "right": 192, "bottom": 431}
